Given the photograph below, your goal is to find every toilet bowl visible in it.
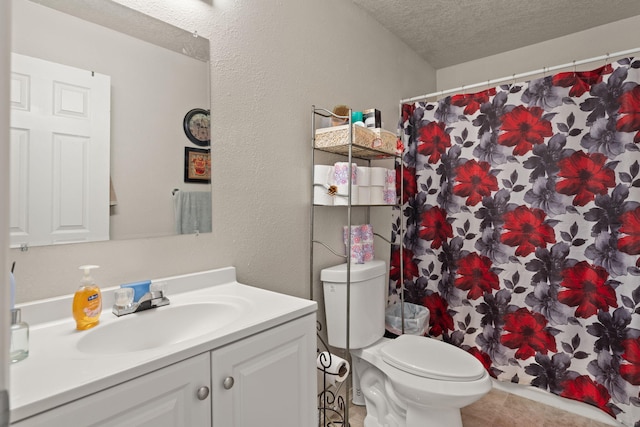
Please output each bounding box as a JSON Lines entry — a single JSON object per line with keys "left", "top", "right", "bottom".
{"left": 321, "top": 260, "right": 491, "bottom": 427}
{"left": 353, "top": 335, "right": 491, "bottom": 427}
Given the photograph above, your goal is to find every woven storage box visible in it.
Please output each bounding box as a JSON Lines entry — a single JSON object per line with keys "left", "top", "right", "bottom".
{"left": 315, "top": 125, "right": 398, "bottom": 158}
{"left": 370, "top": 128, "right": 398, "bottom": 155}
{"left": 315, "top": 125, "right": 377, "bottom": 153}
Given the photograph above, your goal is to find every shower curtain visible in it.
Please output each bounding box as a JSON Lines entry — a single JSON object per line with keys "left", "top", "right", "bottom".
{"left": 393, "top": 57, "right": 640, "bottom": 426}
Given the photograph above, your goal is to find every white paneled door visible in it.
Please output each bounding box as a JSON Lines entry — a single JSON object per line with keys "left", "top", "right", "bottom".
{"left": 10, "top": 53, "right": 110, "bottom": 248}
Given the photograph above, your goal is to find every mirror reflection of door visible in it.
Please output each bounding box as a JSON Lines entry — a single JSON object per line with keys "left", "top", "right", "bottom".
{"left": 12, "top": 0, "right": 211, "bottom": 243}
{"left": 10, "top": 53, "right": 111, "bottom": 248}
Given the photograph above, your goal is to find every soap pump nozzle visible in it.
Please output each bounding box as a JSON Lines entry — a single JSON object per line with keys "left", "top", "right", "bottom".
{"left": 79, "top": 264, "right": 99, "bottom": 286}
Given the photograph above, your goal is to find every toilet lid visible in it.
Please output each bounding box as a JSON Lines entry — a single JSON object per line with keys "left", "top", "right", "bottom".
{"left": 380, "top": 335, "right": 485, "bottom": 381}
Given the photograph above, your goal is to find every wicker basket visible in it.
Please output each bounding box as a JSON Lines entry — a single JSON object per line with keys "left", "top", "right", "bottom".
{"left": 315, "top": 125, "right": 398, "bottom": 158}
{"left": 370, "top": 128, "right": 398, "bottom": 155}
{"left": 315, "top": 124, "right": 377, "bottom": 150}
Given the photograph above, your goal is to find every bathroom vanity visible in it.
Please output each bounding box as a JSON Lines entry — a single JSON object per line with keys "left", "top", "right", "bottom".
{"left": 9, "top": 267, "right": 317, "bottom": 426}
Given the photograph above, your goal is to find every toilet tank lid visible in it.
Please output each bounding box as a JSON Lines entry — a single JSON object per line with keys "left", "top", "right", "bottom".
{"left": 321, "top": 260, "right": 386, "bottom": 283}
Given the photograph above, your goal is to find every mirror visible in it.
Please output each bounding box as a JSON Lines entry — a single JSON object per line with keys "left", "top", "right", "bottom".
{"left": 10, "top": 0, "right": 211, "bottom": 248}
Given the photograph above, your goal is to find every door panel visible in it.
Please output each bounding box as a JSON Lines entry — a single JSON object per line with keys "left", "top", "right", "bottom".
{"left": 10, "top": 53, "right": 110, "bottom": 248}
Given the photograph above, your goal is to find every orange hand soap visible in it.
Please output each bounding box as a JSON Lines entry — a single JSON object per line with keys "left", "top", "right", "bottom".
{"left": 72, "top": 265, "right": 102, "bottom": 330}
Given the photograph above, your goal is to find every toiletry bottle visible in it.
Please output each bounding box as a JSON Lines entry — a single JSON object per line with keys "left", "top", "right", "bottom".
{"left": 72, "top": 265, "right": 102, "bottom": 330}
{"left": 10, "top": 308, "right": 29, "bottom": 363}
{"left": 9, "top": 267, "right": 29, "bottom": 363}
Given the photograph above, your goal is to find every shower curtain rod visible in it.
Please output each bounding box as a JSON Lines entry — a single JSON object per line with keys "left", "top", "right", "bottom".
{"left": 401, "top": 46, "right": 640, "bottom": 104}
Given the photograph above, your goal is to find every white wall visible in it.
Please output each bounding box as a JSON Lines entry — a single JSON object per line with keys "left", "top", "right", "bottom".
{"left": 436, "top": 14, "right": 640, "bottom": 92}
{"left": 9, "top": 0, "right": 436, "bottom": 302}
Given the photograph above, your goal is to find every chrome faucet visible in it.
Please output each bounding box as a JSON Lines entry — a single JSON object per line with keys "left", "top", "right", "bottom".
{"left": 112, "top": 282, "right": 169, "bottom": 317}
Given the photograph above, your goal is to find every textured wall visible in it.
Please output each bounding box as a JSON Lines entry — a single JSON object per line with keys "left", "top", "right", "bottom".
{"left": 435, "top": 14, "right": 640, "bottom": 94}
{"left": 9, "top": 0, "right": 435, "bottom": 302}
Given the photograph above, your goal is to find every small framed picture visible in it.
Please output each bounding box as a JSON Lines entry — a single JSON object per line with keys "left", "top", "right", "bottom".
{"left": 184, "top": 147, "right": 211, "bottom": 183}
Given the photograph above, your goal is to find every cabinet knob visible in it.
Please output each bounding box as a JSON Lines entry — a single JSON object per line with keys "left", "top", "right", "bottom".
{"left": 196, "top": 386, "right": 210, "bottom": 400}
{"left": 223, "top": 376, "right": 234, "bottom": 390}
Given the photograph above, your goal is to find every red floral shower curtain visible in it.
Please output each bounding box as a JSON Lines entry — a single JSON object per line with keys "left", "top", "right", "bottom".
{"left": 392, "top": 58, "right": 640, "bottom": 426}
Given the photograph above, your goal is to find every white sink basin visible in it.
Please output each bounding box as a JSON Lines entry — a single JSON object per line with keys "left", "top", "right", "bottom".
{"left": 77, "top": 302, "right": 243, "bottom": 354}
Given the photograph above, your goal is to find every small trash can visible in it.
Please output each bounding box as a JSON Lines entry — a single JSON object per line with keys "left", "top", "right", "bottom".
{"left": 385, "top": 302, "right": 430, "bottom": 336}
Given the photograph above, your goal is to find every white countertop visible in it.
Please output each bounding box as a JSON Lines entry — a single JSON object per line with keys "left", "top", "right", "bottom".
{"left": 9, "top": 267, "right": 317, "bottom": 423}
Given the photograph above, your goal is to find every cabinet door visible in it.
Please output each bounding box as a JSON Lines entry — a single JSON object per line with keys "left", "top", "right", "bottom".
{"left": 12, "top": 353, "right": 211, "bottom": 427}
{"left": 211, "top": 314, "right": 316, "bottom": 427}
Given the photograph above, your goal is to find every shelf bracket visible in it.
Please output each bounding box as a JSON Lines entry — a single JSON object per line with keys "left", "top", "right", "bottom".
{"left": 373, "top": 232, "right": 392, "bottom": 245}
{"left": 312, "top": 240, "right": 348, "bottom": 259}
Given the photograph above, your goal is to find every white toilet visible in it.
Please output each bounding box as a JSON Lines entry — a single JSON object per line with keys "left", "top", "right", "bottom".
{"left": 322, "top": 260, "right": 491, "bottom": 427}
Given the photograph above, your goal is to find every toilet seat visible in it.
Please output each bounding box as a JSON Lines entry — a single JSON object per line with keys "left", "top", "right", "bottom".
{"left": 380, "top": 335, "right": 485, "bottom": 381}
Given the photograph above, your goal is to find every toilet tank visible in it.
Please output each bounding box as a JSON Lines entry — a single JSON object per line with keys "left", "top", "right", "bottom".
{"left": 321, "top": 260, "right": 387, "bottom": 349}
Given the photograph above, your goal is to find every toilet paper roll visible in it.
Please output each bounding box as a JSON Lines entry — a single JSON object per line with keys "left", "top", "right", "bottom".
{"left": 343, "top": 225, "right": 363, "bottom": 245}
{"left": 358, "top": 166, "right": 371, "bottom": 186}
{"left": 361, "top": 224, "right": 374, "bottom": 242}
{"left": 316, "top": 351, "right": 350, "bottom": 386}
{"left": 313, "top": 165, "right": 334, "bottom": 185}
{"left": 370, "top": 167, "right": 388, "bottom": 186}
{"left": 347, "top": 243, "right": 365, "bottom": 264}
{"left": 370, "top": 186, "right": 385, "bottom": 204}
{"left": 384, "top": 188, "right": 397, "bottom": 205}
{"left": 334, "top": 185, "right": 359, "bottom": 205}
{"left": 385, "top": 169, "right": 396, "bottom": 185}
{"left": 358, "top": 186, "right": 371, "bottom": 205}
{"left": 314, "top": 185, "right": 334, "bottom": 205}
{"left": 334, "top": 162, "right": 357, "bottom": 185}
{"left": 363, "top": 242, "right": 374, "bottom": 262}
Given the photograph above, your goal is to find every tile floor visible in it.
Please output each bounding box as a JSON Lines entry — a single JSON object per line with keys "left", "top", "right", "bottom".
{"left": 343, "top": 388, "right": 615, "bottom": 427}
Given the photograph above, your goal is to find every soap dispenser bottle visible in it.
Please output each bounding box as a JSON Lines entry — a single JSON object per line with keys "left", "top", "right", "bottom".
{"left": 9, "top": 266, "right": 29, "bottom": 363}
{"left": 72, "top": 265, "right": 102, "bottom": 330}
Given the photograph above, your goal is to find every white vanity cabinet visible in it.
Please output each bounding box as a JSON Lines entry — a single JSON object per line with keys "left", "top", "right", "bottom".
{"left": 12, "top": 314, "right": 316, "bottom": 427}
{"left": 9, "top": 268, "right": 318, "bottom": 426}
{"left": 12, "top": 353, "right": 211, "bottom": 426}
{"left": 211, "top": 313, "right": 316, "bottom": 427}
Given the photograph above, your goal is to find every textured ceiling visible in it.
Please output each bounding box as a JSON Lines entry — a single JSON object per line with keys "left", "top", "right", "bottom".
{"left": 351, "top": 0, "right": 640, "bottom": 68}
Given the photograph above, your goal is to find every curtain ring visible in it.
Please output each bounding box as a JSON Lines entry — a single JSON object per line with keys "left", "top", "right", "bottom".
{"left": 604, "top": 52, "right": 610, "bottom": 66}
{"left": 511, "top": 74, "right": 516, "bottom": 86}
{"left": 461, "top": 84, "right": 465, "bottom": 95}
